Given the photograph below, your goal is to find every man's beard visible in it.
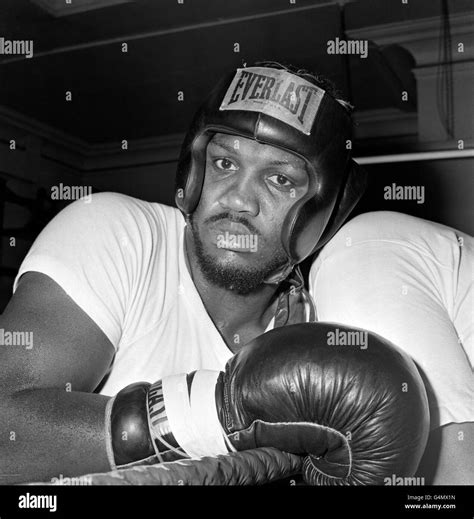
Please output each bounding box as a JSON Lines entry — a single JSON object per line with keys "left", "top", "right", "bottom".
{"left": 188, "top": 215, "right": 288, "bottom": 296}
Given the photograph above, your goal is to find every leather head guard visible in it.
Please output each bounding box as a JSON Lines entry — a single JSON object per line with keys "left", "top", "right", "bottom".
{"left": 175, "top": 65, "right": 367, "bottom": 284}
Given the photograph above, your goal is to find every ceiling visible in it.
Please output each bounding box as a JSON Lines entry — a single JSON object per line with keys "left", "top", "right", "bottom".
{"left": 0, "top": 0, "right": 471, "bottom": 143}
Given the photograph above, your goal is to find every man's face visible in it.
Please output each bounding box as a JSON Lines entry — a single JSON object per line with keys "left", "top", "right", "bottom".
{"left": 188, "top": 132, "right": 309, "bottom": 295}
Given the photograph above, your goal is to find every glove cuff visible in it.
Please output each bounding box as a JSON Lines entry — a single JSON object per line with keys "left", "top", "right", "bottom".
{"left": 161, "top": 371, "right": 233, "bottom": 458}
{"left": 108, "top": 382, "right": 156, "bottom": 467}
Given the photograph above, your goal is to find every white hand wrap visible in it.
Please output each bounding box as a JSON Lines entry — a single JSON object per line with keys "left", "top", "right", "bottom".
{"left": 162, "top": 370, "right": 235, "bottom": 459}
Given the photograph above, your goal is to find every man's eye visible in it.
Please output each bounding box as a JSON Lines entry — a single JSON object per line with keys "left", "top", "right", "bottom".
{"left": 214, "top": 158, "right": 237, "bottom": 171}
{"left": 268, "top": 174, "right": 293, "bottom": 188}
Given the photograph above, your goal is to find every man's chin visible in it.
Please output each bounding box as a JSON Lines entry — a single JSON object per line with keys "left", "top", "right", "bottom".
{"left": 199, "top": 252, "right": 288, "bottom": 295}
{"left": 201, "top": 266, "right": 267, "bottom": 295}
{"left": 189, "top": 222, "right": 287, "bottom": 294}
{"left": 208, "top": 248, "right": 256, "bottom": 264}
{"left": 206, "top": 248, "right": 273, "bottom": 273}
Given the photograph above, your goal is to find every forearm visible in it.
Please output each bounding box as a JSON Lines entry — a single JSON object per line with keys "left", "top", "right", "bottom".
{"left": 0, "top": 388, "right": 112, "bottom": 484}
{"left": 415, "top": 422, "right": 474, "bottom": 485}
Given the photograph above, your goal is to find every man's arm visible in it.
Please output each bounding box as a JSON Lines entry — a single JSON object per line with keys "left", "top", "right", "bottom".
{"left": 415, "top": 422, "right": 474, "bottom": 485}
{"left": 309, "top": 212, "right": 474, "bottom": 484}
{"left": 0, "top": 271, "right": 116, "bottom": 484}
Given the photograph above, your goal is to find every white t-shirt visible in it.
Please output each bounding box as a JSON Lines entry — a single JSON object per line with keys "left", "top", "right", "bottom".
{"left": 310, "top": 211, "right": 473, "bottom": 429}
{"left": 13, "top": 192, "right": 247, "bottom": 396}
{"left": 13, "top": 194, "right": 473, "bottom": 428}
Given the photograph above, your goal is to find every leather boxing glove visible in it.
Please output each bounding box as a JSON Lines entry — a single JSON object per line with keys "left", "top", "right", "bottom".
{"left": 106, "top": 322, "right": 430, "bottom": 484}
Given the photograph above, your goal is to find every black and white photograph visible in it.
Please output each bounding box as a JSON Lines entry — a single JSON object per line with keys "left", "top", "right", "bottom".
{"left": 0, "top": 0, "right": 472, "bottom": 515}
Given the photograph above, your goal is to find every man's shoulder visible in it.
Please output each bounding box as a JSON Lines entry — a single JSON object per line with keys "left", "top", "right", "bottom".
{"left": 338, "top": 210, "right": 455, "bottom": 238}
{"left": 323, "top": 211, "right": 466, "bottom": 250}
{"left": 87, "top": 192, "right": 178, "bottom": 216}
{"left": 73, "top": 192, "right": 183, "bottom": 231}
{"left": 311, "top": 211, "right": 469, "bottom": 274}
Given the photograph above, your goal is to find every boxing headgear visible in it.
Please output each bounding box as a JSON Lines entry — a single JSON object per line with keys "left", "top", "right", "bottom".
{"left": 175, "top": 65, "right": 367, "bottom": 283}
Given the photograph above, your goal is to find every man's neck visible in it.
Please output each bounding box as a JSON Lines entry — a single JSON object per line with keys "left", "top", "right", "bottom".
{"left": 184, "top": 228, "right": 280, "bottom": 349}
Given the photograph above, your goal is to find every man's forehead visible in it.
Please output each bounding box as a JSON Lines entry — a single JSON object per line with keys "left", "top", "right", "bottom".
{"left": 208, "top": 133, "right": 306, "bottom": 169}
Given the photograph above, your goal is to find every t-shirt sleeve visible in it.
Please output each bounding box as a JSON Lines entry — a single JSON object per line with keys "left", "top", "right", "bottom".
{"left": 13, "top": 192, "right": 144, "bottom": 349}
{"left": 308, "top": 211, "right": 474, "bottom": 429}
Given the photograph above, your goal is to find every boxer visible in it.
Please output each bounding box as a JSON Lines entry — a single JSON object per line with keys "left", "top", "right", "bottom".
{"left": 0, "top": 61, "right": 465, "bottom": 484}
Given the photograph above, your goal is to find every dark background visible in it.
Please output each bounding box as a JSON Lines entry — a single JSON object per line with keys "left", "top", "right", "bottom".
{"left": 0, "top": 0, "right": 473, "bottom": 312}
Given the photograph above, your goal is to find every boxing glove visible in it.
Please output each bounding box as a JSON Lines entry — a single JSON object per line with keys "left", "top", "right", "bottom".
{"left": 106, "top": 322, "right": 430, "bottom": 484}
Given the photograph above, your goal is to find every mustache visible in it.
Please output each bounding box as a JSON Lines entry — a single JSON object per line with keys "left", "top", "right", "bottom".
{"left": 205, "top": 212, "right": 260, "bottom": 236}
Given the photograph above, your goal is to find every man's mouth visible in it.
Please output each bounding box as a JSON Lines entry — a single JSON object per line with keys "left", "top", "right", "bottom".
{"left": 215, "top": 221, "right": 252, "bottom": 235}
{"left": 210, "top": 221, "right": 259, "bottom": 253}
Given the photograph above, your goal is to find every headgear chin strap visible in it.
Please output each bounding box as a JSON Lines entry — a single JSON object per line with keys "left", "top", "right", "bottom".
{"left": 175, "top": 65, "right": 367, "bottom": 287}
{"left": 263, "top": 262, "right": 294, "bottom": 286}
{"left": 273, "top": 265, "right": 317, "bottom": 328}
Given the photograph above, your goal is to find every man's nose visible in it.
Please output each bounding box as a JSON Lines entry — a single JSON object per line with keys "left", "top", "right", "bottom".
{"left": 218, "top": 173, "right": 259, "bottom": 216}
